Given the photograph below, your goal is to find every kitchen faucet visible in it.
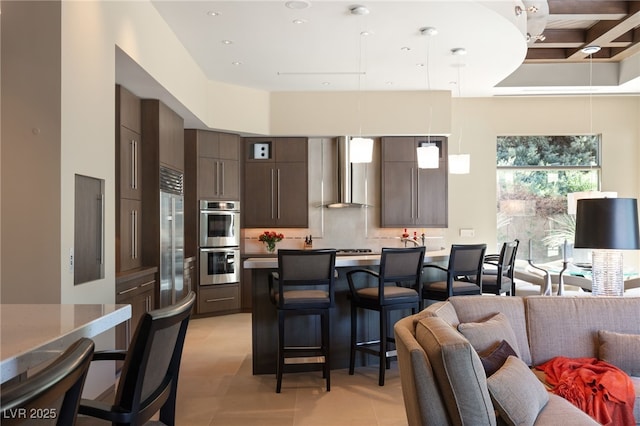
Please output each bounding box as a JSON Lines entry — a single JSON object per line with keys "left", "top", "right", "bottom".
{"left": 401, "top": 238, "right": 421, "bottom": 247}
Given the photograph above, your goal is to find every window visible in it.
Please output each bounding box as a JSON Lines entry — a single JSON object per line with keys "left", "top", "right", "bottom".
{"left": 496, "top": 135, "right": 600, "bottom": 263}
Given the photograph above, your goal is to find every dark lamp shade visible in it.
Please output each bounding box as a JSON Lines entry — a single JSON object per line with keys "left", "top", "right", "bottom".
{"left": 574, "top": 198, "right": 640, "bottom": 250}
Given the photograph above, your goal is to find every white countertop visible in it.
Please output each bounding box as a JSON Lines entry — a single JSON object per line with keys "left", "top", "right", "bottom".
{"left": 243, "top": 249, "right": 449, "bottom": 269}
{"left": 0, "top": 304, "right": 131, "bottom": 383}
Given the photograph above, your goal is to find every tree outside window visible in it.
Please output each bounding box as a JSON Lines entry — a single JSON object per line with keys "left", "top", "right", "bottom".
{"left": 497, "top": 135, "right": 600, "bottom": 263}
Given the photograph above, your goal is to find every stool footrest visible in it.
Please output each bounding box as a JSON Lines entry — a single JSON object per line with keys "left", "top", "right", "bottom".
{"left": 284, "top": 356, "right": 326, "bottom": 365}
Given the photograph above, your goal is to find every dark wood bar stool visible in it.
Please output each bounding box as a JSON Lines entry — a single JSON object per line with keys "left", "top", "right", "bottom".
{"left": 269, "top": 249, "right": 337, "bottom": 393}
{"left": 422, "top": 244, "right": 487, "bottom": 301}
{"left": 1, "top": 338, "right": 95, "bottom": 426}
{"left": 346, "top": 246, "right": 425, "bottom": 386}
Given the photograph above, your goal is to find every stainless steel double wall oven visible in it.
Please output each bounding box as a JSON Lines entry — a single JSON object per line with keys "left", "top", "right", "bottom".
{"left": 199, "top": 200, "right": 240, "bottom": 286}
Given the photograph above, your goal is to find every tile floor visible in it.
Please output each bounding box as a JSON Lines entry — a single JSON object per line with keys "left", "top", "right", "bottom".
{"left": 176, "top": 313, "right": 409, "bottom": 426}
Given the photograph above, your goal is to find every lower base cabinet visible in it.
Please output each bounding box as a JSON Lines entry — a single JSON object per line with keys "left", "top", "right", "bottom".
{"left": 115, "top": 267, "right": 157, "bottom": 352}
{"left": 198, "top": 284, "right": 240, "bottom": 314}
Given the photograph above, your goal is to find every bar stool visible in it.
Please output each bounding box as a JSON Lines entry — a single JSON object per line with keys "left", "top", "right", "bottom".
{"left": 269, "top": 249, "right": 336, "bottom": 393}
{"left": 346, "top": 246, "right": 424, "bottom": 386}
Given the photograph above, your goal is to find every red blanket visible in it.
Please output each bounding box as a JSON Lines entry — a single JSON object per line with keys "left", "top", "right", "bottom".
{"left": 536, "top": 357, "right": 635, "bottom": 426}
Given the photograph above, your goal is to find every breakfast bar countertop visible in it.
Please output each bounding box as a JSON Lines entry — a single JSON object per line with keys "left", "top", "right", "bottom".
{"left": 243, "top": 249, "right": 449, "bottom": 269}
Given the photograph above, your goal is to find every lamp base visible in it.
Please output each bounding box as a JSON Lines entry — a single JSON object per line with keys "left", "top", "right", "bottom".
{"left": 591, "top": 250, "right": 624, "bottom": 296}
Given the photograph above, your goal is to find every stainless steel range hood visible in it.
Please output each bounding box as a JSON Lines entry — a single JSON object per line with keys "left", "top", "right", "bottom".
{"left": 324, "top": 136, "right": 370, "bottom": 209}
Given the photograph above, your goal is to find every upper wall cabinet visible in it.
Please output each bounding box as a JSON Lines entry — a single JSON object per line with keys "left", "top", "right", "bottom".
{"left": 185, "top": 130, "right": 240, "bottom": 201}
{"left": 142, "top": 100, "right": 184, "bottom": 173}
{"left": 243, "top": 137, "right": 308, "bottom": 228}
{"left": 380, "top": 136, "right": 448, "bottom": 228}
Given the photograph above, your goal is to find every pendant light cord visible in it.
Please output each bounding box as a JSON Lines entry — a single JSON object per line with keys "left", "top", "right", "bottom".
{"left": 588, "top": 52, "right": 594, "bottom": 135}
{"left": 425, "top": 33, "right": 432, "bottom": 144}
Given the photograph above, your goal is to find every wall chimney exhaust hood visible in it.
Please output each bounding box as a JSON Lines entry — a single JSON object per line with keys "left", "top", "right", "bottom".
{"left": 324, "top": 136, "right": 371, "bottom": 209}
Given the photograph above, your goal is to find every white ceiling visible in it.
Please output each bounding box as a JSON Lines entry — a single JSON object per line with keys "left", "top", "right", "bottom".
{"left": 115, "top": 1, "right": 640, "bottom": 128}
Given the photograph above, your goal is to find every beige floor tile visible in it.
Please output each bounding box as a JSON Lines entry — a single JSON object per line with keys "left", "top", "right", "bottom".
{"left": 175, "top": 313, "right": 408, "bottom": 426}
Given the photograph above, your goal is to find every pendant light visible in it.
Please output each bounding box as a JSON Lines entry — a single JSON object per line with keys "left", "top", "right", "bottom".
{"left": 417, "top": 26, "right": 439, "bottom": 169}
{"left": 448, "top": 47, "right": 470, "bottom": 174}
{"left": 349, "top": 5, "right": 373, "bottom": 164}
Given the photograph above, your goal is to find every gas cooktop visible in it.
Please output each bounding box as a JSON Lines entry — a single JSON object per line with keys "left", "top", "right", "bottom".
{"left": 335, "top": 249, "right": 374, "bottom": 255}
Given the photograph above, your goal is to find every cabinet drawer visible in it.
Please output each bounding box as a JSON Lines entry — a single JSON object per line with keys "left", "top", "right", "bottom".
{"left": 198, "top": 284, "right": 240, "bottom": 314}
{"left": 116, "top": 269, "right": 157, "bottom": 302}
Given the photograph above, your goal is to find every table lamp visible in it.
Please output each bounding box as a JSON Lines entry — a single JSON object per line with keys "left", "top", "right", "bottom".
{"left": 574, "top": 198, "right": 640, "bottom": 296}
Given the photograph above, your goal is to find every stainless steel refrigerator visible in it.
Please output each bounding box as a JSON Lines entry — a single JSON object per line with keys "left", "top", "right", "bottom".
{"left": 159, "top": 167, "right": 184, "bottom": 308}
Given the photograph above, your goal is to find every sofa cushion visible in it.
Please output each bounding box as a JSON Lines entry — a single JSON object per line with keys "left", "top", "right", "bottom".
{"left": 632, "top": 376, "right": 640, "bottom": 423}
{"left": 416, "top": 316, "right": 496, "bottom": 426}
{"left": 480, "top": 340, "right": 518, "bottom": 377}
{"left": 394, "top": 316, "right": 450, "bottom": 426}
{"left": 422, "top": 301, "right": 460, "bottom": 326}
{"left": 487, "top": 356, "right": 549, "bottom": 426}
{"left": 525, "top": 296, "right": 640, "bottom": 366}
{"left": 448, "top": 296, "right": 532, "bottom": 365}
{"left": 533, "top": 394, "right": 600, "bottom": 425}
{"left": 458, "top": 312, "right": 523, "bottom": 360}
{"left": 598, "top": 330, "right": 640, "bottom": 376}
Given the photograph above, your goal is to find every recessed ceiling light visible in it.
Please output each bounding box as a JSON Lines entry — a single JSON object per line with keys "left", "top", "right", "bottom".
{"left": 285, "top": 0, "right": 310, "bottom": 10}
{"left": 420, "top": 27, "right": 438, "bottom": 36}
{"left": 451, "top": 47, "right": 467, "bottom": 56}
{"left": 350, "top": 5, "right": 369, "bottom": 15}
{"left": 232, "top": 61, "right": 242, "bottom": 66}
{"left": 221, "top": 40, "right": 233, "bottom": 45}
{"left": 322, "top": 81, "right": 330, "bottom": 86}
{"left": 360, "top": 31, "right": 371, "bottom": 37}
{"left": 400, "top": 46, "right": 411, "bottom": 52}
{"left": 417, "top": 63, "right": 425, "bottom": 68}
{"left": 206, "top": 11, "right": 219, "bottom": 17}
{"left": 292, "top": 18, "right": 307, "bottom": 25}
{"left": 581, "top": 45, "right": 601, "bottom": 55}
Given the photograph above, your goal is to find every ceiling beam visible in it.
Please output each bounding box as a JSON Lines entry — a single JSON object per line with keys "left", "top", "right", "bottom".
{"left": 548, "top": 1, "right": 629, "bottom": 16}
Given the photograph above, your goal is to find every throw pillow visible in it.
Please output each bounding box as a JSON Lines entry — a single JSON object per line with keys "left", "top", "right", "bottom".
{"left": 457, "top": 312, "right": 522, "bottom": 359}
{"left": 487, "top": 356, "right": 549, "bottom": 426}
{"left": 598, "top": 330, "right": 640, "bottom": 376}
{"left": 480, "top": 340, "right": 518, "bottom": 377}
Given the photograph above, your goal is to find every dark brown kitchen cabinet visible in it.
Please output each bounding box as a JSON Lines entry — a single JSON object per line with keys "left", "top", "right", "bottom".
{"left": 185, "top": 130, "right": 240, "bottom": 201}
{"left": 119, "top": 126, "right": 142, "bottom": 201}
{"left": 115, "top": 267, "right": 157, "bottom": 352}
{"left": 243, "top": 137, "right": 308, "bottom": 228}
{"left": 117, "top": 85, "right": 141, "bottom": 133}
{"left": 198, "top": 284, "right": 240, "bottom": 315}
{"left": 116, "top": 85, "right": 143, "bottom": 272}
{"left": 119, "top": 199, "right": 142, "bottom": 272}
{"left": 381, "top": 136, "right": 448, "bottom": 228}
{"left": 142, "top": 99, "right": 184, "bottom": 173}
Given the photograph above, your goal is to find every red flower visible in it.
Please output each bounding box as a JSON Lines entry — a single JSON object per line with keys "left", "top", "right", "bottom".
{"left": 258, "top": 231, "right": 284, "bottom": 244}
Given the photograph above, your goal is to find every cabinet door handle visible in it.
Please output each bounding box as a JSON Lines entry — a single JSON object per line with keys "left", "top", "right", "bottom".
{"left": 206, "top": 297, "right": 235, "bottom": 303}
{"left": 215, "top": 161, "right": 220, "bottom": 196}
{"left": 118, "top": 286, "right": 139, "bottom": 295}
{"left": 98, "top": 193, "right": 104, "bottom": 265}
{"left": 276, "top": 169, "right": 281, "bottom": 219}
{"left": 270, "top": 169, "right": 275, "bottom": 219}
{"left": 140, "top": 280, "right": 154, "bottom": 288}
{"left": 130, "top": 139, "right": 136, "bottom": 190}
{"left": 131, "top": 210, "right": 136, "bottom": 259}
{"left": 220, "top": 161, "right": 225, "bottom": 196}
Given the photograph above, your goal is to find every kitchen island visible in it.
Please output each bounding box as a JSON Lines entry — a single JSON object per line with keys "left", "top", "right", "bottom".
{"left": 244, "top": 250, "right": 448, "bottom": 375}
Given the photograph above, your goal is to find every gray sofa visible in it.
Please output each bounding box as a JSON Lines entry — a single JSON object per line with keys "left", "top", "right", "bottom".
{"left": 395, "top": 296, "right": 640, "bottom": 426}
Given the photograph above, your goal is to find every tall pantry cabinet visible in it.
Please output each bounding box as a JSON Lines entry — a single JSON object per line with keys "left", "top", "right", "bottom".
{"left": 115, "top": 85, "right": 157, "bottom": 352}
